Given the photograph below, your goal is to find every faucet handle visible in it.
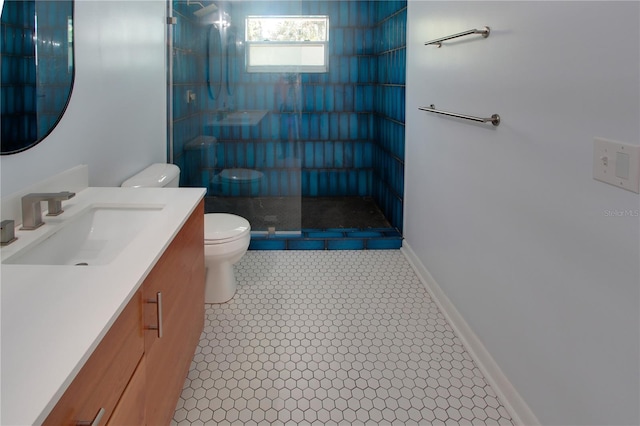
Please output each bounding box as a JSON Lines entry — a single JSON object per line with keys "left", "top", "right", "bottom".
{"left": 46, "top": 191, "right": 76, "bottom": 216}
{"left": 0, "top": 220, "right": 17, "bottom": 246}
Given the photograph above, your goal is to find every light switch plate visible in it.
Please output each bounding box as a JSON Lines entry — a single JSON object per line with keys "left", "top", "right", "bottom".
{"left": 593, "top": 137, "right": 640, "bottom": 193}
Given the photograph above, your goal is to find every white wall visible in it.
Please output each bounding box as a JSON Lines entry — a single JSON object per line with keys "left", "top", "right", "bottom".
{"left": 405, "top": 2, "right": 639, "bottom": 425}
{"left": 0, "top": 0, "right": 167, "bottom": 197}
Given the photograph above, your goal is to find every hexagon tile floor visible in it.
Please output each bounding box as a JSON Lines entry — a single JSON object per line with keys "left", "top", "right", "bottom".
{"left": 172, "top": 251, "right": 514, "bottom": 426}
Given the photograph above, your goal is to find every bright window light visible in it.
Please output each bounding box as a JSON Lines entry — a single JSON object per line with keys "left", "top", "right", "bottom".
{"left": 245, "top": 15, "right": 329, "bottom": 73}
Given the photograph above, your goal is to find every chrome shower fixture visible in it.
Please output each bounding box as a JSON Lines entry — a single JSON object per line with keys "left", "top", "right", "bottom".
{"left": 182, "top": 0, "right": 218, "bottom": 18}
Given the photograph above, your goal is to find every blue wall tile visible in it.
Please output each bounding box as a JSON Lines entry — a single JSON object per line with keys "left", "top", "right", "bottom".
{"left": 367, "top": 239, "right": 402, "bottom": 249}
{"left": 288, "top": 239, "right": 325, "bottom": 250}
{"left": 348, "top": 231, "right": 383, "bottom": 238}
{"left": 307, "top": 231, "right": 344, "bottom": 238}
{"left": 328, "top": 239, "right": 364, "bottom": 250}
{"left": 249, "top": 239, "right": 287, "bottom": 250}
{"left": 2, "top": 0, "right": 72, "bottom": 147}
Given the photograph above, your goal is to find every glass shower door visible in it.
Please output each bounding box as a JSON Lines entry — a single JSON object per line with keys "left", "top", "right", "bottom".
{"left": 169, "top": 0, "right": 305, "bottom": 236}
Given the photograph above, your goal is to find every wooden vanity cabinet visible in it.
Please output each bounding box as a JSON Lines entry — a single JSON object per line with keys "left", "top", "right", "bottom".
{"left": 144, "top": 200, "right": 205, "bottom": 425}
{"left": 42, "top": 201, "right": 205, "bottom": 426}
{"left": 42, "top": 290, "right": 144, "bottom": 426}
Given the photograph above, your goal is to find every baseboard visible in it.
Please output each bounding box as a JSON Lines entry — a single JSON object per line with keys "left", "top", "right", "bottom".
{"left": 401, "top": 242, "right": 540, "bottom": 426}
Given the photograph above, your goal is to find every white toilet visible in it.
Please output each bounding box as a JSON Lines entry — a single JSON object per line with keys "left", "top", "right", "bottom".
{"left": 203, "top": 213, "right": 250, "bottom": 303}
{"left": 122, "top": 163, "right": 251, "bottom": 304}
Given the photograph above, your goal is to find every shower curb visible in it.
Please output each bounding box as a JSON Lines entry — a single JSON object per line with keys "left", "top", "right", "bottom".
{"left": 249, "top": 227, "right": 402, "bottom": 250}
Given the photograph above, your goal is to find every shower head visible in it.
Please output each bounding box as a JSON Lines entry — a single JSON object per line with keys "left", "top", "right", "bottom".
{"left": 193, "top": 2, "right": 218, "bottom": 18}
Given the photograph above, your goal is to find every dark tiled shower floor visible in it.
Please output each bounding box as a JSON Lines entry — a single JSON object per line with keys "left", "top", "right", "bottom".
{"left": 204, "top": 196, "right": 392, "bottom": 230}
{"left": 204, "top": 196, "right": 402, "bottom": 250}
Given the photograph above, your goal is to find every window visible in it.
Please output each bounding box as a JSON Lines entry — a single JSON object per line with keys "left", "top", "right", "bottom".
{"left": 245, "top": 15, "right": 329, "bottom": 73}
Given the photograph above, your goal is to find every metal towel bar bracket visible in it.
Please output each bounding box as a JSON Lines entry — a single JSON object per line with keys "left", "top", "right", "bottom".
{"left": 425, "top": 26, "right": 490, "bottom": 47}
{"left": 419, "top": 105, "right": 501, "bottom": 126}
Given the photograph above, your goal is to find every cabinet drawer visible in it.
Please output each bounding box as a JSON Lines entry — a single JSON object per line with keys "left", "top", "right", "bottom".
{"left": 43, "top": 290, "right": 144, "bottom": 426}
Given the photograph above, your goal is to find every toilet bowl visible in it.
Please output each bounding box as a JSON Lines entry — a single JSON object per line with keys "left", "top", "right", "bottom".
{"left": 122, "top": 163, "right": 251, "bottom": 304}
{"left": 215, "top": 168, "right": 264, "bottom": 197}
{"left": 183, "top": 136, "right": 264, "bottom": 196}
{"left": 204, "top": 213, "right": 251, "bottom": 303}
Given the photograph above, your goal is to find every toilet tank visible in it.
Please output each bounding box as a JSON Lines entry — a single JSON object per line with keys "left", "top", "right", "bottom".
{"left": 121, "top": 163, "right": 181, "bottom": 188}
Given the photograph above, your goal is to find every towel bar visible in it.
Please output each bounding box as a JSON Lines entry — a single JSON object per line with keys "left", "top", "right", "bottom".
{"left": 425, "top": 27, "right": 490, "bottom": 47}
{"left": 419, "top": 105, "right": 500, "bottom": 126}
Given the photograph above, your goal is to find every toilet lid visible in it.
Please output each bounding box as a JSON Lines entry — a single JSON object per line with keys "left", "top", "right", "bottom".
{"left": 121, "top": 163, "right": 180, "bottom": 188}
{"left": 204, "top": 213, "right": 250, "bottom": 243}
{"left": 219, "top": 168, "right": 263, "bottom": 182}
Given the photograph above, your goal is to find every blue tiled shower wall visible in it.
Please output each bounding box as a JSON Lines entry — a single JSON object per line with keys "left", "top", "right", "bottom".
{"left": 171, "top": 0, "right": 406, "bottom": 247}
{"left": 1, "top": 1, "right": 73, "bottom": 150}
{"left": 373, "top": 1, "right": 405, "bottom": 233}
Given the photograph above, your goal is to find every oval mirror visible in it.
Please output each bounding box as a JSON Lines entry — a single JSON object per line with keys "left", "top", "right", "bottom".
{"left": 225, "top": 28, "right": 237, "bottom": 96}
{"left": 207, "top": 24, "right": 222, "bottom": 100}
{"left": 1, "top": 0, "right": 75, "bottom": 155}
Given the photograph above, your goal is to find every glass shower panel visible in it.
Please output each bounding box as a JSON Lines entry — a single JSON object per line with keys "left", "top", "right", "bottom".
{"left": 171, "top": 0, "right": 304, "bottom": 234}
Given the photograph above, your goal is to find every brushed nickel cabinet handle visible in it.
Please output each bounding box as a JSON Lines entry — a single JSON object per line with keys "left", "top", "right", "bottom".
{"left": 76, "top": 407, "right": 105, "bottom": 426}
{"left": 145, "top": 292, "right": 163, "bottom": 338}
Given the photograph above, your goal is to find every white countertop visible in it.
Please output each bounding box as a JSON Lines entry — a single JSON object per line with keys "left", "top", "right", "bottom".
{"left": 0, "top": 186, "right": 205, "bottom": 426}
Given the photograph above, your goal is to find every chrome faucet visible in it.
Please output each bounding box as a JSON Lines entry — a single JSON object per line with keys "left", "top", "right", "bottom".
{"left": 21, "top": 191, "right": 76, "bottom": 230}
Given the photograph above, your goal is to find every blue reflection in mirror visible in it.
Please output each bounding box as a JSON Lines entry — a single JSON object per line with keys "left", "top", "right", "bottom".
{"left": 1, "top": 0, "right": 74, "bottom": 154}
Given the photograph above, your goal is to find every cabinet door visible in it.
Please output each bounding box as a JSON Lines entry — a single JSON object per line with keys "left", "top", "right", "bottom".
{"left": 107, "top": 357, "right": 146, "bottom": 426}
{"left": 43, "top": 290, "right": 144, "bottom": 426}
{"left": 144, "top": 201, "right": 205, "bottom": 425}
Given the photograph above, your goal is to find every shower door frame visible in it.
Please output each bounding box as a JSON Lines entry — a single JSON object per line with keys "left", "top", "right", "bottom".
{"left": 166, "top": 0, "right": 175, "bottom": 164}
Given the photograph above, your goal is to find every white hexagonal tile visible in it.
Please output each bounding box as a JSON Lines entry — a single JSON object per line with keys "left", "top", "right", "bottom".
{"left": 172, "top": 251, "right": 513, "bottom": 426}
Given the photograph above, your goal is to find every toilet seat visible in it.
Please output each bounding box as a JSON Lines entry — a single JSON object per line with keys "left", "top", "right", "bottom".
{"left": 204, "top": 213, "right": 250, "bottom": 245}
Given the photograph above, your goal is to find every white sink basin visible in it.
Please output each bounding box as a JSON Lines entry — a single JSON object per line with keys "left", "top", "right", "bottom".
{"left": 3, "top": 205, "right": 164, "bottom": 266}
